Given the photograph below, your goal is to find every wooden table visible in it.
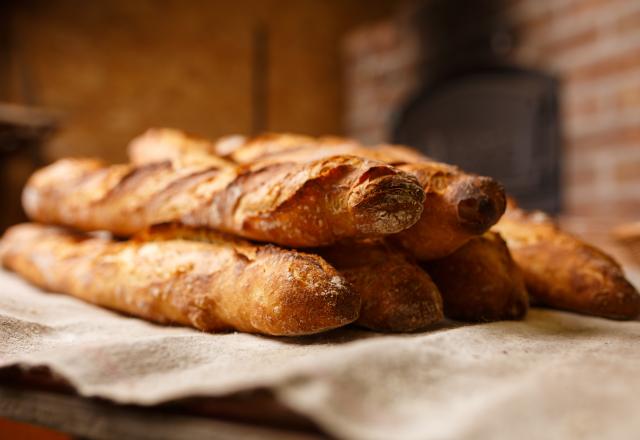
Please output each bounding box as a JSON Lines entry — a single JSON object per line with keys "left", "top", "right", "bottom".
{"left": 0, "top": 367, "right": 325, "bottom": 439}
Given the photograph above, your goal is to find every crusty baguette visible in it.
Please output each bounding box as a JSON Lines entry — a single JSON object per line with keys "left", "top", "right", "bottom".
{"left": 493, "top": 206, "right": 640, "bottom": 320}
{"left": 424, "top": 231, "right": 529, "bottom": 322}
{"left": 316, "top": 241, "right": 443, "bottom": 331}
{"left": 23, "top": 153, "right": 425, "bottom": 246}
{"left": 129, "top": 128, "right": 233, "bottom": 168}
{"left": 393, "top": 161, "right": 506, "bottom": 260}
{"left": 217, "top": 132, "right": 427, "bottom": 167}
{"left": 145, "top": 223, "right": 444, "bottom": 331}
{"left": 0, "top": 223, "right": 360, "bottom": 335}
{"left": 151, "top": 131, "right": 505, "bottom": 260}
{"left": 230, "top": 133, "right": 367, "bottom": 164}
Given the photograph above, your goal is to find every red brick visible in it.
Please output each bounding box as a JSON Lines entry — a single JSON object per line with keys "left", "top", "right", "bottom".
{"left": 576, "top": 199, "right": 640, "bottom": 218}
{"left": 565, "top": 200, "right": 599, "bottom": 217}
{"left": 566, "top": 126, "right": 640, "bottom": 151}
{"left": 565, "top": 47, "right": 640, "bottom": 83}
{"left": 565, "top": 196, "right": 640, "bottom": 218}
{"left": 343, "top": 20, "right": 399, "bottom": 59}
{"left": 615, "top": 7, "right": 640, "bottom": 33}
{"left": 557, "top": 0, "right": 614, "bottom": 20}
{"left": 511, "top": 5, "right": 553, "bottom": 35}
{"left": 370, "top": 21, "right": 399, "bottom": 51}
{"left": 541, "top": 28, "right": 599, "bottom": 58}
{"left": 609, "top": 199, "right": 640, "bottom": 217}
{"left": 613, "top": 84, "right": 640, "bottom": 111}
{"left": 614, "top": 159, "right": 640, "bottom": 183}
{"left": 350, "top": 123, "right": 390, "bottom": 145}
{"left": 563, "top": 95, "right": 601, "bottom": 120}
{"left": 343, "top": 26, "right": 378, "bottom": 59}
{"left": 513, "top": 0, "right": 610, "bottom": 42}
{"left": 565, "top": 164, "right": 597, "bottom": 187}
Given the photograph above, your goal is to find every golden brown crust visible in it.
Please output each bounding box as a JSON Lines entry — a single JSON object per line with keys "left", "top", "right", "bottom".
{"left": 493, "top": 207, "right": 640, "bottom": 320}
{"left": 372, "top": 144, "right": 434, "bottom": 164}
{"left": 424, "top": 231, "right": 529, "bottom": 322}
{"left": 203, "top": 132, "right": 506, "bottom": 260}
{"left": 228, "top": 136, "right": 425, "bottom": 167}
{"left": 221, "top": 133, "right": 432, "bottom": 166}
{"left": 212, "top": 134, "right": 248, "bottom": 157}
{"left": 141, "top": 225, "right": 443, "bottom": 332}
{"left": 127, "top": 130, "right": 505, "bottom": 258}
{"left": 317, "top": 241, "right": 443, "bottom": 331}
{"left": 394, "top": 163, "right": 506, "bottom": 260}
{"left": 129, "top": 128, "right": 234, "bottom": 168}
{"left": 228, "top": 133, "right": 359, "bottom": 164}
{"left": 0, "top": 223, "right": 360, "bottom": 335}
{"left": 23, "top": 154, "right": 425, "bottom": 246}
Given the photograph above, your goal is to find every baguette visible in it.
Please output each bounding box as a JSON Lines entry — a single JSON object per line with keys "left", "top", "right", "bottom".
{"left": 130, "top": 131, "right": 431, "bottom": 171}
{"left": 316, "top": 241, "right": 443, "bottom": 331}
{"left": 424, "top": 231, "right": 529, "bottom": 322}
{"left": 229, "top": 133, "right": 371, "bottom": 164}
{"left": 152, "top": 131, "right": 505, "bottom": 260}
{"left": 146, "top": 222, "right": 444, "bottom": 332}
{"left": 23, "top": 154, "right": 425, "bottom": 246}
{"left": 394, "top": 161, "right": 506, "bottom": 260}
{"left": 493, "top": 206, "right": 640, "bottom": 320}
{"left": 216, "top": 133, "right": 426, "bottom": 167}
{"left": 0, "top": 223, "right": 360, "bottom": 335}
{"left": 129, "top": 128, "right": 233, "bottom": 168}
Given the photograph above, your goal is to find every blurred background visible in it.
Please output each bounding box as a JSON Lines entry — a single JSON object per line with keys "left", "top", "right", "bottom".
{"left": 1, "top": 0, "right": 639, "bottom": 228}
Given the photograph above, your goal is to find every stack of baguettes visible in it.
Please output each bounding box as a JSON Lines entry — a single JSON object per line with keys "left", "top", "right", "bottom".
{"left": 1, "top": 129, "right": 639, "bottom": 336}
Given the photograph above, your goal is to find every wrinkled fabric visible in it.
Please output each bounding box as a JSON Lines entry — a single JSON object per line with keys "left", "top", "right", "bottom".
{"left": 1, "top": 269, "right": 639, "bottom": 440}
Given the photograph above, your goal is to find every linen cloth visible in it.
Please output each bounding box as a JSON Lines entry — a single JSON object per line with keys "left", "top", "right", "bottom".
{"left": 1, "top": 268, "right": 639, "bottom": 440}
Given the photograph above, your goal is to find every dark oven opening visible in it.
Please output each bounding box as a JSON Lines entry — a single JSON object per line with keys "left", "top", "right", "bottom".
{"left": 392, "top": 0, "right": 561, "bottom": 213}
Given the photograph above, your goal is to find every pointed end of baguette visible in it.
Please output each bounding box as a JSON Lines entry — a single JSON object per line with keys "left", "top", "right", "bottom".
{"left": 452, "top": 175, "right": 506, "bottom": 234}
{"left": 254, "top": 251, "right": 361, "bottom": 336}
{"left": 581, "top": 268, "right": 640, "bottom": 320}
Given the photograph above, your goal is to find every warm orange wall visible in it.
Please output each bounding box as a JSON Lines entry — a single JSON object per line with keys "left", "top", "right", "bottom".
{"left": 5, "top": 0, "right": 397, "bottom": 163}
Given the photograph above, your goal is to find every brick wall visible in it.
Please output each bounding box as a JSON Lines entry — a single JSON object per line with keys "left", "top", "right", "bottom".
{"left": 343, "top": 0, "right": 640, "bottom": 218}
{"left": 343, "top": 19, "right": 420, "bottom": 145}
